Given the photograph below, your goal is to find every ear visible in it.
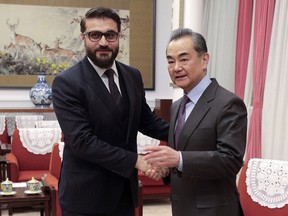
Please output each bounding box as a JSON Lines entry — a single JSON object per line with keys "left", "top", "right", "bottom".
{"left": 202, "top": 52, "right": 209, "bottom": 70}
{"left": 80, "top": 33, "right": 85, "bottom": 41}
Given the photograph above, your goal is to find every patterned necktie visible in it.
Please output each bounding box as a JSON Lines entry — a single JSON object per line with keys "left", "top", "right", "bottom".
{"left": 174, "top": 95, "right": 190, "bottom": 147}
{"left": 105, "top": 69, "right": 122, "bottom": 106}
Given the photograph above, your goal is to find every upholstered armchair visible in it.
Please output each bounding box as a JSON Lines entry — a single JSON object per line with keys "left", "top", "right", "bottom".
{"left": 238, "top": 158, "right": 288, "bottom": 216}
{"left": 5, "top": 128, "right": 62, "bottom": 182}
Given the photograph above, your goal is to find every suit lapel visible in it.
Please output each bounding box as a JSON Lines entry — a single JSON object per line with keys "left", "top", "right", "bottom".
{"left": 81, "top": 57, "right": 123, "bottom": 126}
{"left": 116, "top": 63, "right": 135, "bottom": 140}
{"left": 168, "top": 99, "right": 181, "bottom": 148}
{"left": 177, "top": 79, "right": 218, "bottom": 150}
{"left": 177, "top": 99, "right": 210, "bottom": 150}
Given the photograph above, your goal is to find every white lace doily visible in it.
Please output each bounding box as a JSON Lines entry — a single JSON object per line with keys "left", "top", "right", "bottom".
{"left": 246, "top": 158, "right": 288, "bottom": 208}
{"left": 35, "top": 120, "right": 60, "bottom": 128}
{"left": 58, "top": 142, "right": 64, "bottom": 161}
{"left": 6, "top": 116, "right": 15, "bottom": 136}
{"left": 19, "top": 128, "right": 62, "bottom": 155}
{"left": 0, "top": 115, "right": 5, "bottom": 135}
{"left": 137, "top": 132, "right": 160, "bottom": 154}
{"left": 15, "top": 115, "right": 44, "bottom": 128}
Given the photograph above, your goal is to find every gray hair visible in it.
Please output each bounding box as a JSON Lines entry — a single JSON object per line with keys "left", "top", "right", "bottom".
{"left": 168, "top": 28, "right": 208, "bottom": 56}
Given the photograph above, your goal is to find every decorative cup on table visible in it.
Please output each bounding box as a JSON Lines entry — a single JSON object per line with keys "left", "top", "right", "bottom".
{"left": 1, "top": 178, "right": 14, "bottom": 195}
{"left": 26, "top": 177, "right": 40, "bottom": 192}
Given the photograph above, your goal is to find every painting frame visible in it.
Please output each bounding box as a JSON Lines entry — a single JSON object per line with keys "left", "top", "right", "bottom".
{"left": 0, "top": 0, "right": 156, "bottom": 89}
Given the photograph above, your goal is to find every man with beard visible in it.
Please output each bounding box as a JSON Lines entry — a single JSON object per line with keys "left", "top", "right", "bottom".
{"left": 52, "top": 7, "right": 169, "bottom": 216}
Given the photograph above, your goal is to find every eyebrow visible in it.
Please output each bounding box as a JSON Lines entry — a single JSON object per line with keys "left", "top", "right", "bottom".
{"left": 166, "top": 52, "right": 189, "bottom": 59}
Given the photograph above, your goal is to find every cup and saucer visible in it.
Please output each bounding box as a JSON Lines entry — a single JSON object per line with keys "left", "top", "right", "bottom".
{"left": 24, "top": 177, "right": 42, "bottom": 195}
{"left": 1, "top": 178, "right": 16, "bottom": 196}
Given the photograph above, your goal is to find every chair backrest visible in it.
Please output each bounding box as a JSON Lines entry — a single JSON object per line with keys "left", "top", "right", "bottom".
{"left": 49, "top": 143, "right": 62, "bottom": 179}
{"left": 0, "top": 115, "right": 9, "bottom": 144}
{"left": 11, "top": 128, "right": 61, "bottom": 171}
{"left": 238, "top": 159, "right": 288, "bottom": 216}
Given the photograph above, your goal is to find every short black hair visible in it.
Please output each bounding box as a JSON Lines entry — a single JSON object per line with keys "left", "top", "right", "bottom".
{"left": 80, "top": 7, "right": 121, "bottom": 33}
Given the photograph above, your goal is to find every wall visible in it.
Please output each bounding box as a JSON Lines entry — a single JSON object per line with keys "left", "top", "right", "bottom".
{"left": 0, "top": 0, "right": 174, "bottom": 109}
{"left": 145, "top": 0, "right": 174, "bottom": 107}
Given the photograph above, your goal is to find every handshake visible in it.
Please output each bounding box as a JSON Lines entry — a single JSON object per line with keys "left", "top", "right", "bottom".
{"left": 135, "top": 145, "right": 180, "bottom": 181}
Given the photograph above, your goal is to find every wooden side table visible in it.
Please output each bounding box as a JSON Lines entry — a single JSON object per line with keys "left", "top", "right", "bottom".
{"left": 0, "top": 186, "right": 54, "bottom": 216}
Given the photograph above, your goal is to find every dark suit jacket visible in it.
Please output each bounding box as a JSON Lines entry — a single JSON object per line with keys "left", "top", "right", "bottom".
{"left": 168, "top": 79, "right": 247, "bottom": 216}
{"left": 52, "top": 57, "right": 168, "bottom": 214}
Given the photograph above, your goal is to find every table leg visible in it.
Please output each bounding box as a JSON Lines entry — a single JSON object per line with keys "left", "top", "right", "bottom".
{"left": 44, "top": 201, "right": 50, "bottom": 216}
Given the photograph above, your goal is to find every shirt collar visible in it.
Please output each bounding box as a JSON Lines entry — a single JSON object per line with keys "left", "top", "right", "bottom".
{"left": 87, "top": 57, "right": 119, "bottom": 78}
{"left": 186, "top": 74, "right": 211, "bottom": 104}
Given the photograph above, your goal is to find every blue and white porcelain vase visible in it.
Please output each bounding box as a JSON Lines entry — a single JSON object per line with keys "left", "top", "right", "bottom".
{"left": 29, "top": 73, "right": 52, "bottom": 108}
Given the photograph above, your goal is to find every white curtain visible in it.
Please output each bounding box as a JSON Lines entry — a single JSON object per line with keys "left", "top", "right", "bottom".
{"left": 203, "top": 0, "right": 238, "bottom": 92}
{"left": 262, "top": 0, "right": 288, "bottom": 160}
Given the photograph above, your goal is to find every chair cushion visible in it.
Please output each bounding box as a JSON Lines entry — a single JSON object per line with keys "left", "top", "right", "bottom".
{"left": 18, "top": 170, "right": 49, "bottom": 182}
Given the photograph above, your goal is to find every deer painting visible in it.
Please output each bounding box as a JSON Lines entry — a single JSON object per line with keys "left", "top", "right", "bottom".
{"left": 6, "top": 19, "right": 36, "bottom": 59}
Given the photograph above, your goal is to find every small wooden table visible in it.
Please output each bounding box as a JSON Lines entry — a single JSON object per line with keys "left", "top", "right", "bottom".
{"left": 0, "top": 186, "right": 52, "bottom": 216}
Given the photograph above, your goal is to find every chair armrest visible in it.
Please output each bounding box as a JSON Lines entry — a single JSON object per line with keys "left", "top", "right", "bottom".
{"left": 41, "top": 175, "right": 56, "bottom": 216}
{"left": 45, "top": 173, "right": 59, "bottom": 190}
{"left": 5, "top": 153, "right": 19, "bottom": 182}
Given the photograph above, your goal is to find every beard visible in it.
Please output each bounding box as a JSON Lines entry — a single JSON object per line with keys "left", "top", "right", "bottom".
{"left": 86, "top": 45, "right": 119, "bottom": 69}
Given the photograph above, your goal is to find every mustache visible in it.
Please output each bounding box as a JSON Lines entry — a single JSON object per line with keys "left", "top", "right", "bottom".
{"left": 96, "top": 46, "right": 113, "bottom": 52}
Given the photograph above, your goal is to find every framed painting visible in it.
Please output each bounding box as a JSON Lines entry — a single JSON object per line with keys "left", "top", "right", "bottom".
{"left": 0, "top": 0, "right": 156, "bottom": 89}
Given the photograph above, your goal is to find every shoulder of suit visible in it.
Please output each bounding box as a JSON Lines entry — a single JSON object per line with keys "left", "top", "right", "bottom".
{"left": 116, "top": 61, "right": 139, "bottom": 72}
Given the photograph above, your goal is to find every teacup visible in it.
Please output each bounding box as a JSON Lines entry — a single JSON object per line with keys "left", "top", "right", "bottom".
{"left": 1, "top": 178, "right": 13, "bottom": 193}
{"left": 27, "top": 177, "right": 40, "bottom": 191}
